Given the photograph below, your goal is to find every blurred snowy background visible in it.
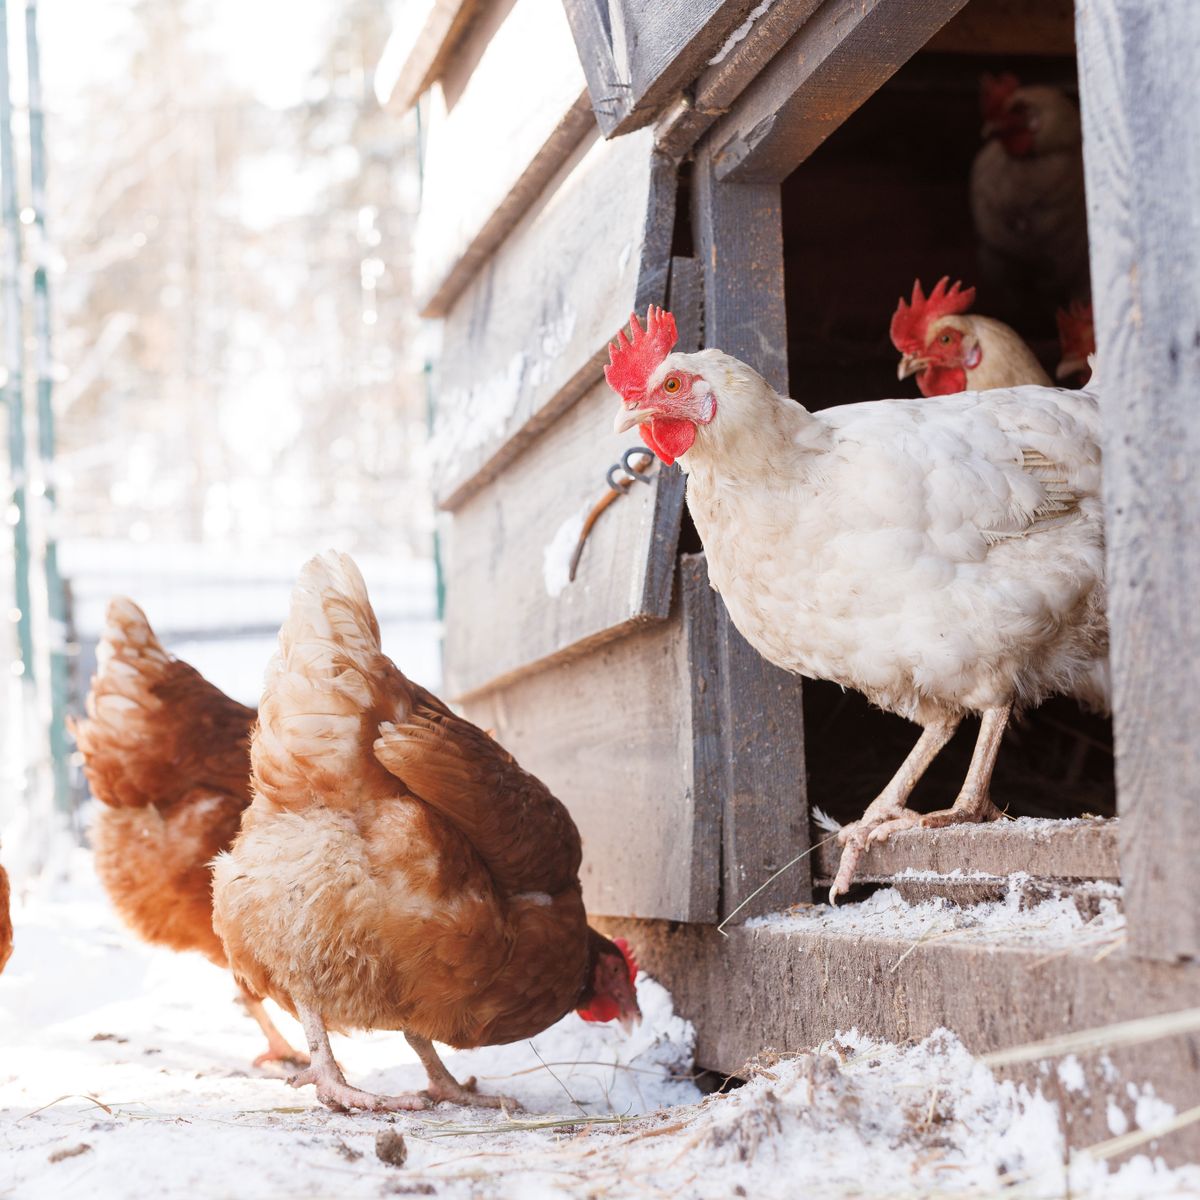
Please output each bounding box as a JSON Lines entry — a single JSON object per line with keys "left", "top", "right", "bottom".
{"left": 0, "top": 0, "right": 438, "bottom": 873}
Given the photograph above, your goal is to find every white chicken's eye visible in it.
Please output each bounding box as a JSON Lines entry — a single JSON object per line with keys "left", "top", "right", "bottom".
{"left": 663, "top": 375, "right": 682, "bottom": 394}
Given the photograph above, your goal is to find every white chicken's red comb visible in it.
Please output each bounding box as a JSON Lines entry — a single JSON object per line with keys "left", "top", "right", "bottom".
{"left": 890, "top": 277, "right": 976, "bottom": 353}
{"left": 981, "top": 71, "right": 1020, "bottom": 123}
{"left": 604, "top": 306, "right": 678, "bottom": 403}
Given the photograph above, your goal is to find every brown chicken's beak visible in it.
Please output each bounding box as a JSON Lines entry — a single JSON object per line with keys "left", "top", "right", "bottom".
{"left": 614, "top": 404, "right": 654, "bottom": 434}
{"left": 618, "top": 1007, "right": 642, "bottom": 1036}
{"left": 897, "top": 355, "right": 928, "bottom": 381}
{"left": 1056, "top": 356, "right": 1086, "bottom": 382}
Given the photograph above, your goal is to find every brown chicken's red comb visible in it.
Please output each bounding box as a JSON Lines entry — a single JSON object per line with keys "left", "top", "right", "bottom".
{"left": 889, "top": 277, "right": 976, "bottom": 353}
{"left": 605, "top": 306, "right": 678, "bottom": 403}
{"left": 613, "top": 936, "right": 639, "bottom": 982}
{"left": 981, "top": 72, "right": 1020, "bottom": 123}
{"left": 1056, "top": 300, "right": 1095, "bottom": 359}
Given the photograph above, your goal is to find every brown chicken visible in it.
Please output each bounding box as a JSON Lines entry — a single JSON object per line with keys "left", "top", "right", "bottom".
{"left": 211, "top": 552, "right": 640, "bottom": 1114}
{"left": 890, "top": 277, "right": 1051, "bottom": 395}
{"left": 970, "top": 73, "right": 1090, "bottom": 312}
{"left": 72, "top": 599, "right": 304, "bottom": 1066}
{"left": 1056, "top": 300, "right": 1095, "bottom": 387}
{"left": 0, "top": 861, "right": 12, "bottom": 973}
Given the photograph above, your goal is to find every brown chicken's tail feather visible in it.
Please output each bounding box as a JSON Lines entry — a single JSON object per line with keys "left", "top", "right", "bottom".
{"left": 252, "top": 552, "right": 412, "bottom": 808}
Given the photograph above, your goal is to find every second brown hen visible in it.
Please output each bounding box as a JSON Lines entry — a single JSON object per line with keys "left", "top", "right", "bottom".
{"left": 73, "top": 599, "right": 304, "bottom": 1067}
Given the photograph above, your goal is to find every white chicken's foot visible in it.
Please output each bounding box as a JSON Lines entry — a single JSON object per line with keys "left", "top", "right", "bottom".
{"left": 405, "top": 1033, "right": 519, "bottom": 1110}
{"left": 237, "top": 985, "right": 309, "bottom": 1069}
{"left": 830, "top": 718, "right": 959, "bottom": 904}
{"left": 829, "top": 703, "right": 1012, "bottom": 903}
{"left": 289, "top": 1002, "right": 430, "bottom": 1113}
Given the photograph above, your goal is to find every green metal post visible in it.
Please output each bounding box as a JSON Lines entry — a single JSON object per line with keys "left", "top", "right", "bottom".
{"left": 25, "top": 0, "right": 70, "bottom": 812}
{"left": 0, "top": 0, "right": 35, "bottom": 695}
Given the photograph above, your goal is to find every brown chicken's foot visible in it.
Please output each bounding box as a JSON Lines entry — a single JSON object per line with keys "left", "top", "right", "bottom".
{"left": 238, "top": 987, "right": 310, "bottom": 1069}
{"left": 290, "top": 1002, "right": 430, "bottom": 1114}
{"left": 406, "top": 1033, "right": 520, "bottom": 1111}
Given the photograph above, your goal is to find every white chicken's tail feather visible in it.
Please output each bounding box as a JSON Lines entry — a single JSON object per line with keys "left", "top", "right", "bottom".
{"left": 252, "top": 551, "right": 408, "bottom": 806}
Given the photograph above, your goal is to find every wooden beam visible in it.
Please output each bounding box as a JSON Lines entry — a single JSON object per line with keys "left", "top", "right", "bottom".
{"left": 377, "top": 0, "right": 482, "bottom": 111}
{"left": 926, "top": 0, "right": 1076, "bottom": 56}
{"left": 431, "top": 128, "right": 675, "bottom": 512}
{"left": 599, "top": 916, "right": 1200, "bottom": 1160}
{"left": 1075, "top": 0, "right": 1200, "bottom": 962}
{"left": 413, "top": 0, "right": 593, "bottom": 316}
{"left": 813, "top": 817, "right": 1120, "bottom": 884}
{"left": 706, "top": 0, "right": 971, "bottom": 184}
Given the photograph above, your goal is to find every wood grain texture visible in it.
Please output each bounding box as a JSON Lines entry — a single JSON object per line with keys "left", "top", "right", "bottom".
{"left": 692, "top": 149, "right": 788, "bottom": 392}
{"left": 414, "top": 0, "right": 593, "bottom": 316}
{"left": 379, "top": 0, "right": 482, "bottom": 111}
{"left": 812, "top": 817, "right": 1120, "bottom": 883}
{"left": 597, "top": 915, "right": 1200, "bottom": 1162}
{"left": 1075, "top": 0, "right": 1200, "bottom": 962}
{"left": 926, "top": 0, "right": 1076, "bottom": 56}
{"left": 461, "top": 594, "right": 720, "bottom": 923}
{"left": 431, "top": 127, "right": 675, "bottom": 511}
{"left": 442, "top": 379, "right": 684, "bottom": 698}
{"left": 563, "top": 0, "right": 769, "bottom": 138}
{"left": 706, "top": 0, "right": 971, "bottom": 184}
{"left": 682, "top": 555, "right": 809, "bottom": 920}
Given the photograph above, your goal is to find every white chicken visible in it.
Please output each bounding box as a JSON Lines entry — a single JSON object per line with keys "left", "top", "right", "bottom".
{"left": 607, "top": 308, "right": 1108, "bottom": 901}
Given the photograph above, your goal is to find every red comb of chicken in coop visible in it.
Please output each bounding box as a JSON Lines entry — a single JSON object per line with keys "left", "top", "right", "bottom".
{"left": 604, "top": 306, "right": 678, "bottom": 403}
{"left": 1056, "top": 300, "right": 1095, "bottom": 384}
{"left": 889, "top": 277, "right": 977, "bottom": 355}
{"left": 980, "top": 72, "right": 1021, "bottom": 125}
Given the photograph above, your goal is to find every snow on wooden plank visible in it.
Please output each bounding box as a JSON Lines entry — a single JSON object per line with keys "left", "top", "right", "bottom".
{"left": 431, "top": 126, "right": 674, "bottom": 512}
{"left": 706, "top": 0, "right": 971, "bottom": 184}
{"left": 442, "top": 379, "right": 684, "bottom": 698}
{"left": 812, "top": 817, "right": 1121, "bottom": 885}
{"left": 413, "top": 0, "right": 593, "bottom": 316}
{"left": 1076, "top": 0, "right": 1200, "bottom": 963}
{"left": 562, "top": 0, "right": 770, "bottom": 138}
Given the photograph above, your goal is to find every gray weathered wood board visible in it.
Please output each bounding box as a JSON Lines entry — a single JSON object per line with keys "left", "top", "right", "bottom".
{"left": 431, "top": 126, "right": 674, "bottom": 511}
{"left": 461, "top": 601, "right": 717, "bottom": 923}
{"left": 599, "top": 915, "right": 1200, "bottom": 1162}
{"left": 381, "top": 0, "right": 483, "bottom": 111}
{"left": 443, "top": 379, "right": 684, "bottom": 698}
{"left": 562, "top": 0, "right": 770, "bottom": 138}
{"left": 1075, "top": 0, "right": 1200, "bottom": 962}
{"left": 813, "top": 817, "right": 1120, "bottom": 883}
{"left": 414, "top": 0, "right": 593, "bottom": 316}
{"left": 706, "top": 0, "right": 971, "bottom": 184}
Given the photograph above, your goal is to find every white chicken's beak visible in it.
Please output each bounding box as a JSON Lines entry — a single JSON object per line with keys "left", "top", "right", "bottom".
{"left": 897, "top": 355, "right": 928, "bottom": 381}
{"left": 614, "top": 404, "right": 654, "bottom": 434}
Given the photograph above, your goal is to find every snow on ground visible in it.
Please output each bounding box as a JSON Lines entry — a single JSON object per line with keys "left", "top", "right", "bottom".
{"left": 3, "top": 862, "right": 1198, "bottom": 1199}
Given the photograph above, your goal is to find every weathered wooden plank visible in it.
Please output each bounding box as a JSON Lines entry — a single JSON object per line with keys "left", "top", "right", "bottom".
{"left": 813, "top": 817, "right": 1120, "bottom": 884}
{"left": 562, "top": 0, "right": 773, "bottom": 138}
{"left": 926, "top": 0, "right": 1076, "bottom": 55}
{"left": 414, "top": 0, "right": 593, "bottom": 316}
{"left": 707, "top": 0, "right": 971, "bottom": 184}
{"left": 692, "top": 150, "right": 788, "bottom": 391}
{"left": 656, "top": 0, "right": 824, "bottom": 162}
{"left": 431, "top": 126, "right": 674, "bottom": 512}
{"left": 462, "top": 582, "right": 721, "bottom": 923}
{"left": 683, "top": 555, "right": 810, "bottom": 920}
{"left": 599, "top": 916, "right": 1200, "bottom": 1161}
{"left": 376, "top": 0, "right": 482, "bottom": 111}
{"left": 1075, "top": 0, "right": 1200, "bottom": 963}
{"left": 443, "top": 379, "right": 683, "bottom": 698}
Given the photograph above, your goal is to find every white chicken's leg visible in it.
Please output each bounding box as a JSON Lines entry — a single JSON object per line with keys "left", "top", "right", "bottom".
{"left": 288, "top": 1002, "right": 430, "bottom": 1113}
{"left": 830, "top": 704, "right": 1012, "bottom": 903}
{"left": 405, "top": 1033, "right": 518, "bottom": 1110}
{"left": 830, "top": 718, "right": 959, "bottom": 903}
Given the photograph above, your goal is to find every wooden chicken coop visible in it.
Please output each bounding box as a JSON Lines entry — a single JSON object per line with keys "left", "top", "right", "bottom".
{"left": 389, "top": 0, "right": 1200, "bottom": 1152}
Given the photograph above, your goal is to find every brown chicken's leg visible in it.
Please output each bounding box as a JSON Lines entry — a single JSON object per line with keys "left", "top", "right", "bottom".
{"left": 829, "top": 717, "right": 960, "bottom": 903}
{"left": 830, "top": 704, "right": 1012, "bottom": 903}
{"left": 288, "top": 1003, "right": 430, "bottom": 1113}
{"left": 405, "top": 1033, "right": 517, "bottom": 1110}
{"left": 238, "top": 985, "right": 309, "bottom": 1068}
